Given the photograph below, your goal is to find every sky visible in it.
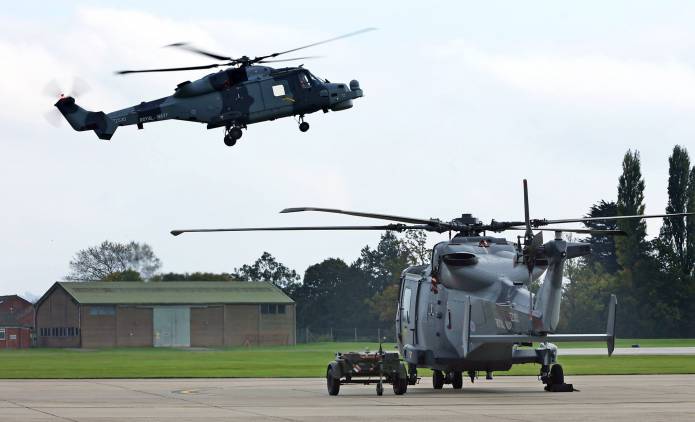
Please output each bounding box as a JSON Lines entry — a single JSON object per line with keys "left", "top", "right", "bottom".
{"left": 2, "top": 1, "right": 694, "bottom": 299}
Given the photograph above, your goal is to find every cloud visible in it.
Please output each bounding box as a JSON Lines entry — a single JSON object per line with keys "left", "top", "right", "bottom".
{"left": 441, "top": 41, "right": 695, "bottom": 108}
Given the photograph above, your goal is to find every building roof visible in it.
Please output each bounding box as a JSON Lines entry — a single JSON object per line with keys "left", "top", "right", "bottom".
{"left": 48, "top": 281, "right": 294, "bottom": 305}
{"left": 0, "top": 295, "right": 34, "bottom": 327}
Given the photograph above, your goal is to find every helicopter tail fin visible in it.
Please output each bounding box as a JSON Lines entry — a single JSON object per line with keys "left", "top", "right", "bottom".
{"left": 54, "top": 96, "right": 118, "bottom": 140}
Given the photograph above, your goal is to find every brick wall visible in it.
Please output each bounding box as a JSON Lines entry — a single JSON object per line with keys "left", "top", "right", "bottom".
{"left": 191, "top": 306, "right": 224, "bottom": 347}
{"left": 116, "top": 307, "right": 153, "bottom": 347}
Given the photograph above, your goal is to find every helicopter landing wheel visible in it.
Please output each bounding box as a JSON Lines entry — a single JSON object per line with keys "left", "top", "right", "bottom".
{"left": 224, "top": 127, "right": 243, "bottom": 146}
{"left": 549, "top": 364, "right": 564, "bottom": 386}
{"left": 223, "top": 134, "right": 237, "bottom": 147}
{"left": 299, "top": 121, "right": 310, "bottom": 132}
{"left": 376, "top": 380, "right": 384, "bottom": 396}
{"left": 432, "top": 370, "right": 444, "bottom": 389}
{"left": 451, "top": 371, "right": 463, "bottom": 389}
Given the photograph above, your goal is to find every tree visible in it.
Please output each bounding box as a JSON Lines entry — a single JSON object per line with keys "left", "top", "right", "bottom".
{"left": 102, "top": 270, "right": 143, "bottom": 281}
{"left": 583, "top": 200, "right": 620, "bottom": 274}
{"left": 615, "top": 150, "right": 648, "bottom": 279}
{"left": 67, "top": 241, "right": 161, "bottom": 280}
{"left": 356, "top": 231, "right": 429, "bottom": 325}
{"left": 288, "top": 258, "right": 371, "bottom": 329}
{"left": 233, "top": 252, "right": 300, "bottom": 290}
{"left": 660, "top": 145, "right": 693, "bottom": 277}
{"left": 403, "top": 230, "right": 430, "bottom": 266}
{"left": 687, "top": 167, "right": 695, "bottom": 277}
{"left": 150, "top": 272, "right": 235, "bottom": 281}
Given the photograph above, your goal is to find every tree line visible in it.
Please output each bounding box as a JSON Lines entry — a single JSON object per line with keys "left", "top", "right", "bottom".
{"left": 561, "top": 145, "right": 695, "bottom": 337}
{"left": 67, "top": 145, "right": 695, "bottom": 337}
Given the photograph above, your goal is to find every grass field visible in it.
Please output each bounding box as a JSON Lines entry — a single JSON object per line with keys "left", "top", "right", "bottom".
{"left": 0, "top": 340, "right": 693, "bottom": 379}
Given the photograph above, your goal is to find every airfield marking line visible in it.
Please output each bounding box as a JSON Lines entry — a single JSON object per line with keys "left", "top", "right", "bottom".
{"left": 87, "top": 379, "right": 299, "bottom": 422}
{"left": 2, "top": 398, "right": 79, "bottom": 422}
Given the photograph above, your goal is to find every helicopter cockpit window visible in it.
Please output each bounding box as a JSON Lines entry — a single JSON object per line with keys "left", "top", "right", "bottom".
{"left": 298, "top": 72, "right": 311, "bottom": 89}
{"left": 308, "top": 72, "right": 324, "bottom": 83}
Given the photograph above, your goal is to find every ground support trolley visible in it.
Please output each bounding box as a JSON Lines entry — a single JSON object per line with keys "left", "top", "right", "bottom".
{"left": 326, "top": 349, "right": 409, "bottom": 396}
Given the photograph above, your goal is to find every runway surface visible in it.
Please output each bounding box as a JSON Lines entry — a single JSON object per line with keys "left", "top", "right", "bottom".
{"left": 0, "top": 375, "right": 693, "bottom": 421}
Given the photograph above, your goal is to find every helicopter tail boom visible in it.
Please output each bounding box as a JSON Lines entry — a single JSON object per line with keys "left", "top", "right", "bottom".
{"left": 54, "top": 96, "right": 118, "bottom": 140}
{"left": 465, "top": 294, "right": 618, "bottom": 357}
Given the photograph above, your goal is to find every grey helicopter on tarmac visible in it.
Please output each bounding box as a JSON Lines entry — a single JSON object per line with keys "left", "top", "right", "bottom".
{"left": 170, "top": 180, "right": 694, "bottom": 393}
{"left": 50, "top": 28, "right": 372, "bottom": 146}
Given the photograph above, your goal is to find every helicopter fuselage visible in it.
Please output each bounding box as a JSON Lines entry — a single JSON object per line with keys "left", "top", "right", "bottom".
{"left": 396, "top": 234, "right": 612, "bottom": 378}
{"left": 55, "top": 65, "right": 363, "bottom": 143}
{"left": 109, "top": 66, "right": 361, "bottom": 127}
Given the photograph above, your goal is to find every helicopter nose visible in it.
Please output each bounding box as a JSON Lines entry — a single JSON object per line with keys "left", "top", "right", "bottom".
{"left": 324, "top": 80, "right": 363, "bottom": 111}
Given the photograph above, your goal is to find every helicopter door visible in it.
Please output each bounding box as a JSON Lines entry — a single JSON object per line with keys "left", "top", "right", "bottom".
{"left": 400, "top": 278, "right": 419, "bottom": 346}
{"left": 263, "top": 77, "right": 294, "bottom": 115}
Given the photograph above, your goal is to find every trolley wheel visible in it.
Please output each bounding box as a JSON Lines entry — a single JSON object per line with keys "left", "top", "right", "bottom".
{"left": 393, "top": 374, "right": 408, "bottom": 395}
{"left": 326, "top": 368, "right": 340, "bottom": 396}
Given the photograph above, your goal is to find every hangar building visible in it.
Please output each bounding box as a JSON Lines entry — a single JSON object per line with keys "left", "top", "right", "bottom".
{"left": 35, "top": 281, "right": 295, "bottom": 348}
{"left": 0, "top": 295, "right": 34, "bottom": 349}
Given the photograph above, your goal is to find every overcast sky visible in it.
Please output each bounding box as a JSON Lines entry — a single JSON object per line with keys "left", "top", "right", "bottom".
{"left": 2, "top": 1, "right": 694, "bottom": 299}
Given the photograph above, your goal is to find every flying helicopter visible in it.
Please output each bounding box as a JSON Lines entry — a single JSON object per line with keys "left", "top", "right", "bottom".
{"left": 52, "top": 28, "right": 372, "bottom": 146}
{"left": 170, "top": 180, "right": 694, "bottom": 392}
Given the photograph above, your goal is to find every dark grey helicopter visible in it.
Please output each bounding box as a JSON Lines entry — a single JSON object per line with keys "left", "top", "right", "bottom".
{"left": 170, "top": 180, "right": 694, "bottom": 392}
{"left": 52, "top": 29, "right": 371, "bottom": 146}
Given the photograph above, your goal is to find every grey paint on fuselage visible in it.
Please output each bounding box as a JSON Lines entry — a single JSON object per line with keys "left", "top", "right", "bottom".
{"left": 397, "top": 234, "right": 593, "bottom": 372}
{"left": 55, "top": 65, "right": 363, "bottom": 140}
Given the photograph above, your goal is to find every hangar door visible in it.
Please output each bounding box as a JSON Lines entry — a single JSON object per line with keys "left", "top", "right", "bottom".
{"left": 153, "top": 306, "right": 190, "bottom": 347}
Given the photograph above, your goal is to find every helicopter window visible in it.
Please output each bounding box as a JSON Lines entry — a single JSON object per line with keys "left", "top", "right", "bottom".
{"left": 298, "top": 72, "right": 311, "bottom": 89}
{"left": 402, "top": 287, "right": 412, "bottom": 323}
{"left": 272, "top": 84, "right": 286, "bottom": 97}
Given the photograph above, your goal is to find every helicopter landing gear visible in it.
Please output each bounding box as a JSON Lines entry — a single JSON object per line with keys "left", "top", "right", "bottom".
{"left": 298, "top": 115, "right": 310, "bottom": 132}
{"left": 224, "top": 125, "right": 244, "bottom": 146}
{"left": 407, "top": 363, "right": 419, "bottom": 385}
{"left": 451, "top": 371, "right": 463, "bottom": 389}
{"left": 432, "top": 370, "right": 444, "bottom": 389}
{"left": 541, "top": 364, "right": 573, "bottom": 392}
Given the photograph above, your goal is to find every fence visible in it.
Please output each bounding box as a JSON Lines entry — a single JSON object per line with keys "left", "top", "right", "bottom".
{"left": 296, "top": 327, "right": 396, "bottom": 344}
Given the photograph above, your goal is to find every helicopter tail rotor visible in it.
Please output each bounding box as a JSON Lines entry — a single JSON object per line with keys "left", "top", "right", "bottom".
{"left": 42, "top": 77, "right": 92, "bottom": 127}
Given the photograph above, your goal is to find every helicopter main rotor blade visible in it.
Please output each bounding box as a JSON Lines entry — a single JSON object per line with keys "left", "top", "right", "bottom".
{"left": 258, "top": 55, "right": 322, "bottom": 63}
{"left": 506, "top": 227, "right": 628, "bottom": 236}
{"left": 170, "top": 223, "right": 432, "bottom": 236}
{"left": 116, "top": 63, "right": 227, "bottom": 75}
{"left": 280, "top": 207, "right": 446, "bottom": 226}
{"left": 255, "top": 27, "right": 376, "bottom": 62}
{"left": 166, "top": 42, "right": 233, "bottom": 61}
{"left": 523, "top": 179, "right": 532, "bottom": 238}
{"left": 532, "top": 212, "right": 695, "bottom": 227}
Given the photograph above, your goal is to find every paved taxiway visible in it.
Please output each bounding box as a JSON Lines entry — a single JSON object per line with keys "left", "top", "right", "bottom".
{"left": 0, "top": 375, "right": 693, "bottom": 421}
